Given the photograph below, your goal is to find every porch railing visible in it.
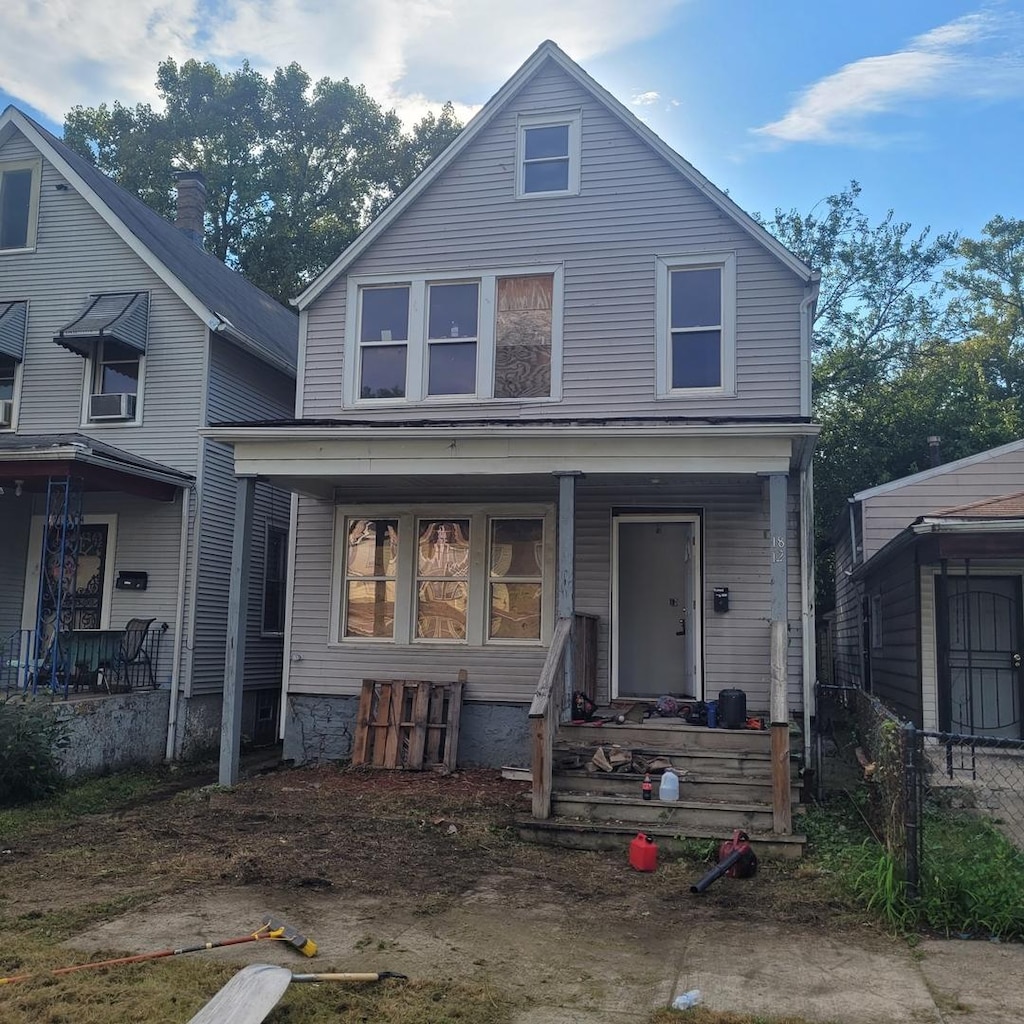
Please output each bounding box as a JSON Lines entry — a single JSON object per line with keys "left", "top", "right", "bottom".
{"left": 1, "top": 624, "right": 166, "bottom": 698}
{"left": 528, "top": 613, "right": 599, "bottom": 819}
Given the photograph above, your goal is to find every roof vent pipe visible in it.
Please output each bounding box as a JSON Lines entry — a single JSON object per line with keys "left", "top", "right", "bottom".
{"left": 927, "top": 435, "right": 942, "bottom": 468}
{"left": 174, "top": 170, "right": 207, "bottom": 247}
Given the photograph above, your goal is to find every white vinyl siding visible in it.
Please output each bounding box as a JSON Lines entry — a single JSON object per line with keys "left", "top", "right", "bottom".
{"left": 301, "top": 64, "right": 804, "bottom": 421}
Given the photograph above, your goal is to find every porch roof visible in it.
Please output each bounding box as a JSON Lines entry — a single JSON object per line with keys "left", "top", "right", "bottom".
{"left": 856, "top": 493, "right": 1024, "bottom": 578}
{"left": 205, "top": 415, "right": 818, "bottom": 497}
{"left": 0, "top": 433, "right": 193, "bottom": 501}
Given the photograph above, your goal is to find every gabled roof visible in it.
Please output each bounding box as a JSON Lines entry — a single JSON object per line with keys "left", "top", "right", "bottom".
{"left": 295, "top": 40, "right": 816, "bottom": 311}
{"left": 853, "top": 437, "right": 1024, "bottom": 503}
{"left": 0, "top": 106, "right": 297, "bottom": 376}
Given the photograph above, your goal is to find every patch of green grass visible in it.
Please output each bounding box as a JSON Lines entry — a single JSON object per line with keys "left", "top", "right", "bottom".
{"left": 0, "top": 769, "right": 171, "bottom": 840}
{"left": 802, "top": 798, "right": 1024, "bottom": 940}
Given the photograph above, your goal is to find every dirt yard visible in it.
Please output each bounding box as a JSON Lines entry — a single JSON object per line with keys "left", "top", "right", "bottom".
{"left": 0, "top": 762, "right": 890, "bottom": 1023}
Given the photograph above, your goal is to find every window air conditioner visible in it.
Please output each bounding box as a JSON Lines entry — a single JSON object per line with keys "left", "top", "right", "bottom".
{"left": 0, "top": 400, "right": 12, "bottom": 428}
{"left": 89, "top": 392, "right": 137, "bottom": 421}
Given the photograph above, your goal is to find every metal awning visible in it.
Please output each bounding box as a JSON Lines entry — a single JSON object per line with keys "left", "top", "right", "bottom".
{"left": 54, "top": 292, "right": 149, "bottom": 358}
{"left": 0, "top": 300, "right": 27, "bottom": 361}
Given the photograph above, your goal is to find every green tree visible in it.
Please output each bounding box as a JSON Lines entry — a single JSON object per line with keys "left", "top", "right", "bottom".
{"left": 63, "top": 59, "right": 462, "bottom": 303}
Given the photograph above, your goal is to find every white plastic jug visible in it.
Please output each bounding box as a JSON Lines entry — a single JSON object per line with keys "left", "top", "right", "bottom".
{"left": 658, "top": 767, "right": 679, "bottom": 802}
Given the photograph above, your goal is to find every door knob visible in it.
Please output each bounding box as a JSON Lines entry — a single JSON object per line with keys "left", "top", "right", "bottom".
{"left": 1013, "top": 653, "right": 1022, "bottom": 669}
{"left": 676, "top": 618, "right": 686, "bottom": 636}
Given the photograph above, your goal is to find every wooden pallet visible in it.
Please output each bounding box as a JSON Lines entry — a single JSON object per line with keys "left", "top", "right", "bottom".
{"left": 352, "top": 678, "right": 464, "bottom": 770}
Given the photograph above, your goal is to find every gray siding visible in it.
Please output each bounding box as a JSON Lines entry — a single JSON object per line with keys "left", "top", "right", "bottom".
{"left": 0, "top": 499, "right": 31, "bottom": 640}
{"left": 832, "top": 529, "right": 862, "bottom": 688}
{"left": 302, "top": 63, "right": 806, "bottom": 422}
{"left": 0, "top": 130, "right": 206, "bottom": 475}
{"left": 190, "top": 338, "right": 294, "bottom": 695}
{"left": 862, "top": 447, "right": 1024, "bottom": 560}
{"left": 864, "top": 547, "right": 921, "bottom": 723}
{"left": 286, "top": 475, "right": 804, "bottom": 713}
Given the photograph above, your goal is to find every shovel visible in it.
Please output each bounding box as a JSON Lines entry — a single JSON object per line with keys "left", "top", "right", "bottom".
{"left": 187, "top": 962, "right": 407, "bottom": 1024}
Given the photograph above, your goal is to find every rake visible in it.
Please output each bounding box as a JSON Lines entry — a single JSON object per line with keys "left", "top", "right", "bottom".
{"left": 0, "top": 914, "right": 316, "bottom": 986}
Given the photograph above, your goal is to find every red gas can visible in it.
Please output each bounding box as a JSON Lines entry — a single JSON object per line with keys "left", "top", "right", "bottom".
{"left": 629, "top": 832, "right": 658, "bottom": 872}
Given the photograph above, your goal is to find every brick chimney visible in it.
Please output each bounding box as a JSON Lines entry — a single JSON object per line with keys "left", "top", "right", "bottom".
{"left": 174, "top": 170, "right": 206, "bottom": 246}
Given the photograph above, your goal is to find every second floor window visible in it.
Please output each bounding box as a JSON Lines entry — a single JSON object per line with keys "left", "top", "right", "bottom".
{"left": 94, "top": 339, "right": 140, "bottom": 396}
{"left": 350, "top": 269, "right": 560, "bottom": 405}
{"left": 0, "top": 160, "right": 41, "bottom": 251}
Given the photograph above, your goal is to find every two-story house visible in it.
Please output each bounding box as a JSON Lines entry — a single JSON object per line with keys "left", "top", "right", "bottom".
{"left": 832, "top": 439, "right": 1024, "bottom": 739}
{"left": 0, "top": 105, "right": 297, "bottom": 773}
{"left": 211, "top": 42, "right": 819, "bottom": 828}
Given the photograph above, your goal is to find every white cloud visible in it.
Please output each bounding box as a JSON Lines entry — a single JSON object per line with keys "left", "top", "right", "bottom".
{"left": 753, "top": 9, "right": 1024, "bottom": 146}
{"left": 631, "top": 91, "right": 660, "bottom": 106}
{"left": 0, "top": 0, "right": 685, "bottom": 128}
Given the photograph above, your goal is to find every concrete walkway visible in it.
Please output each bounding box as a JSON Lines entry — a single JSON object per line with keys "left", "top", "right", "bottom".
{"left": 72, "top": 884, "right": 1024, "bottom": 1023}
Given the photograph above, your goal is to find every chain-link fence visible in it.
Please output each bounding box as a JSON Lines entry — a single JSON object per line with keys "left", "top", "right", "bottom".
{"left": 814, "top": 684, "right": 1024, "bottom": 899}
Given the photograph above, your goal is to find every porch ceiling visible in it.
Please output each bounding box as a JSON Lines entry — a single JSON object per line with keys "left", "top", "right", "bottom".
{"left": 208, "top": 420, "right": 818, "bottom": 497}
{"left": 0, "top": 434, "right": 192, "bottom": 501}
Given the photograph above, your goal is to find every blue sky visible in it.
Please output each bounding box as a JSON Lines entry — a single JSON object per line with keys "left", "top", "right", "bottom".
{"left": 1, "top": 0, "right": 1020, "bottom": 241}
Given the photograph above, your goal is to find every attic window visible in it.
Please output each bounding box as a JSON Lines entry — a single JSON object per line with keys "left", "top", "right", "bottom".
{"left": 0, "top": 160, "right": 41, "bottom": 251}
{"left": 516, "top": 112, "right": 581, "bottom": 198}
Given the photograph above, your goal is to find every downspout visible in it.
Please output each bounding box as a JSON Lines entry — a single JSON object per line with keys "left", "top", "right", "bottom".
{"left": 799, "top": 276, "right": 819, "bottom": 419}
{"left": 800, "top": 461, "right": 815, "bottom": 764}
{"left": 165, "top": 484, "right": 193, "bottom": 760}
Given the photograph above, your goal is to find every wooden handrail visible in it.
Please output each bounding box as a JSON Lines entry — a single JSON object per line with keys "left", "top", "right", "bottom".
{"left": 528, "top": 616, "right": 573, "bottom": 719}
{"left": 529, "top": 616, "right": 573, "bottom": 819}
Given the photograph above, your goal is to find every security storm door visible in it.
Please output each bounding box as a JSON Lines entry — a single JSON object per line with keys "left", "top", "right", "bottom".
{"left": 936, "top": 575, "right": 1023, "bottom": 738}
{"left": 612, "top": 515, "right": 701, "bottom": 699}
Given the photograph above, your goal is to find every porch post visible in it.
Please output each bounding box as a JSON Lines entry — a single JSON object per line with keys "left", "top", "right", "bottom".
{"left": 219, "top": 475, "right": 256, "bottom": 786}
{"left": 768, "top": 471, "right": 792, "bottom": 834}
{"left": 555, "top": 471, "right": 581, "bottom": 720}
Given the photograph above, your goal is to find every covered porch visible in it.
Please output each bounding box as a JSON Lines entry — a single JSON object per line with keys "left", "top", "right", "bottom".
{"left": 210, "top": 417, "right": 817, "bottom": 840}
{"left": 0, "top": 434, "right": 191, "bottom": 702}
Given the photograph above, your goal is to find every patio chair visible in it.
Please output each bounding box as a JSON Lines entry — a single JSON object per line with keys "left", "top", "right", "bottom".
{"left": 103, "top": 617, "right": 156, "bottom": 692}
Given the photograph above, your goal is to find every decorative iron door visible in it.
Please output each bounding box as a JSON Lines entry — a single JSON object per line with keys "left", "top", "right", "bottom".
{"left": 937, "top": 575, "right": 1023, "bottom": 738}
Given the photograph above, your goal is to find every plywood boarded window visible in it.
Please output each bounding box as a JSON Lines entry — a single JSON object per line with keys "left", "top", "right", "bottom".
{"left": 494, "top": 275, "right": 552, "bottom": 399}
{"left": 343, "top": 518, "right": 399, "bottom": 638}
{"left": 488, "top": 518, "right": 543, "bottom": 640}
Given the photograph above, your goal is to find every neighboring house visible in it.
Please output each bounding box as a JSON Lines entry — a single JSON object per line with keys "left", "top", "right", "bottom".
{"left": 210, "top": 42, "right": 820, "bottom": 785}
{"left": 0, "top": 105, "right": 297, "bottom": 772}
{"left": 832, "top": 439, "right": 1024, "bottom": 738}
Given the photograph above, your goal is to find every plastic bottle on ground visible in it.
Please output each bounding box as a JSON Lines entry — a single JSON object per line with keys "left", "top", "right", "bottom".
{"left": 671, "top": 989, "right": 702, "bottom": 1010}
{"left": 658, "top": 767, "right": 679, "bottom": 801}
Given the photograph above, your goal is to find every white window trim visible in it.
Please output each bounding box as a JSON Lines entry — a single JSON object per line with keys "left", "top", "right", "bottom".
{"left": 515, "top": 110, "right": 582, "bottom": 199}
{"left": 22, "top": 514, "right": 119, "bottom": 631}
{"left": 260, "top": 520, "right": 289, "bottom": 637}
{"left": 0, "top": 159, "right": 42, "bottom": 254}
{"left": 329, "top": 504, "right": 556, "bottom": 648}
{"left": 0, "top": 356, "right": 22, "bottom": 432}
{"left": 655, "top": 252, "right": 737, "bottom": 398}
{"left": 344, "top": 265, "right": 563, "bottom": 408}
{"left": 80, "top": 339, "right": 146, "bottom": 428}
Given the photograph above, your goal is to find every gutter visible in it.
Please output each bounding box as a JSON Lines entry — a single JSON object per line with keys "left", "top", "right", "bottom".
{"left": 211, "top": 317, "right": 297, "bottom": 379}
{"left": 799, "top": 275, "right": 820, "bottom": 420}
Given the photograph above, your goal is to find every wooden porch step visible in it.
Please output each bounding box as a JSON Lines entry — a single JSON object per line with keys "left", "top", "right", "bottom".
{"left": 553, "top": 741, "right": 789, "bottom": 776}
{"left": 554, "top": 768, "right": 801, "bottom": 805}
{"left": 551, "top": 792, "right": 778, "bottom": 832}
{"left": 517, "top": 817, "right": 806, "bottom": 860}
{"left": 559, "top": 722, "right": 772, "bottom": 752}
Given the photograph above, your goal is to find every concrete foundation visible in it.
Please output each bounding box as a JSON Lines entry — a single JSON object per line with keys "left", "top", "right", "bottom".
{"left": 52, "top": 689, "right": 170, "bottom": 777}
{"left": 284, "top": 695, "right": 532, "bottom": 768}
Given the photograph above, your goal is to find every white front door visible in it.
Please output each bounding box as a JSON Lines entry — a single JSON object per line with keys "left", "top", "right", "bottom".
{"left": 612, "top": 514, "right": 702, "bottom": 699}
